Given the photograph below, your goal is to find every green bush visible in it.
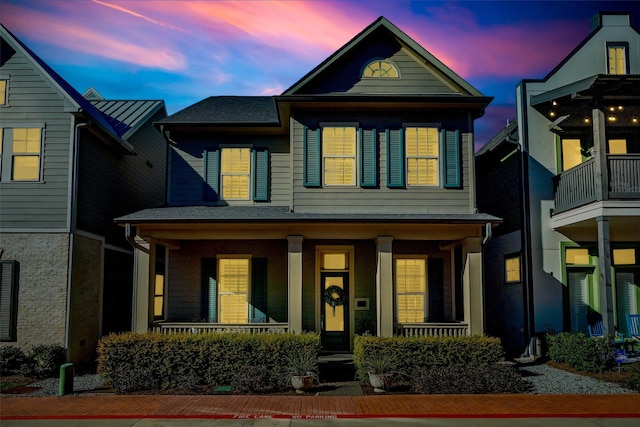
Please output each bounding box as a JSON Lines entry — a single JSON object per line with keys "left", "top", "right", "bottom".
{"left": 0, "top": 346, "right": 28, "bottom": 375}
{"left": 25, "top": 344, "right": 67, "bottom": 378}
{"left": 546, "top": 332, "right": 615, "bottom": 373}
{"left": 97, "top": 332, "right": 320, "bottom": 393}
{"left": 230, "top": 365, "right": 274, "bottom": 394}
{"left": 412, "top": 364, "right": 530, "bottom": 394}
{"left": 353, "top": 335, "right": 504, "bottom": 381}
{"left": 625, "top": 363, "right": 640, "bottom": 392}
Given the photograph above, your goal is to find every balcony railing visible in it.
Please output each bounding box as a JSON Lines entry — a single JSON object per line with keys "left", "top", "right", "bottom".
{"left": 394, "top": 322, "right": 469, "bottom": 337}
{"left": 553, "top": 155, "right": 640, "bottom": 214}
{"left": 151, "top": 322, "right": 289, "bottom": 335}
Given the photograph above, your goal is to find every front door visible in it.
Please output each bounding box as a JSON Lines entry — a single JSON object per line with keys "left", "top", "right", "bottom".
{"left": 321, "top": 272, "right": 349, "bottom": 351}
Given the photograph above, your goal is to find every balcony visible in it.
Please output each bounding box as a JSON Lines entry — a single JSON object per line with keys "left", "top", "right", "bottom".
{"left": 553, "top": 155, "right": 640, "bottom": 214}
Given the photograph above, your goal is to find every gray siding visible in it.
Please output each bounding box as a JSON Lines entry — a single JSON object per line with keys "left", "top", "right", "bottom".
{"left": 291, "top": 117, "right": 472, "bottom": 214}
{"left": 0, "top": 43, "right": 72, "bottom": 229}
{"left": 77, "top": 110, "right": 167, "bottom": 245}
{"left": 168, "top": 134, "right": 290, "bottom": 206}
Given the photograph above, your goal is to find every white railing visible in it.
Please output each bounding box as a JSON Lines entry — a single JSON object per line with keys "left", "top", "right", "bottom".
{"left": 394, "top": 322, "right": 469, "bottom": 337}
{"left": 151, "top": 322, "right": 289, "bottom": 335}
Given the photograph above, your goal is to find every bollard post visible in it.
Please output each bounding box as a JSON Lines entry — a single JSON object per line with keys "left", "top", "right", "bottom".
{"left": 58, "top": 363, "right": 74, "bottom": 396}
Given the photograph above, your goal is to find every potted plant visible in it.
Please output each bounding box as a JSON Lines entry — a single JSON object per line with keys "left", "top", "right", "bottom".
{"left": 286, "top": 347, "right": 319, "bottom": 394}
{"left": 360, "top": 349, "right": 401, "bottom": 393}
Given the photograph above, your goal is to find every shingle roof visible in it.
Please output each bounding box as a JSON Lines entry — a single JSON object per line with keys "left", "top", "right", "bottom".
{"left": 115, "top": 205, "right": 500, "bottom": 224}
{"left": 475, "top": 119, "right": 518, "bottom": 156}
{"left": 157, "top": 96, "right": 279, "bottom": 125}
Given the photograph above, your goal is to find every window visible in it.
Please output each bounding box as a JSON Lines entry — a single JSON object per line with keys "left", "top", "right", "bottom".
{"left": 561, "top": 138, "right": 583, "bottom": 171}
{"left": 405, "top": 127, "right": 439, "bottom": 186}
{"left": 607, "top": 43, "right": 628, "bottom": 75}
{"left": 395, "top": 258, "right": 427, "bottom": 323}
{"left": 613, "top": 248, "right": 636, "bottom": 265}
{"left": 608, "top": 139, "right": 627, "bottom": 154}
{"left": 0, "top": 79, "right": 6, "bottom": 106}
{"left": 566, "top": 248, "right": 590, "bottom": 265}
{"left": 322, "top": 127, "right": 356, "bottom": 186}
{"left": 221, "top": 148, "right": 250, "bottom": 200}
{"left": 0, "top": 260, "right": 18, "bottom": 341}
{"left": 203, "top": 147, "right": 268, "bottom": 201}
{"left": 153, "top": 246, "right": 166, "bottom": 320}
{"left": 505, "top": 254, "right": 521, "bottom": 283}
{"left": 362, "top": 59, "right": 399, "bottom": 78}
{"left": 218, "top": 257, "right": 250, "bottom": 324}
{"left": 0, "top": 128, "right": 42, "bottom": 181}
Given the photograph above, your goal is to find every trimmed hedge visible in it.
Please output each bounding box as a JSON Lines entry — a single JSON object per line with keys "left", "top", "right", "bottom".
{"left": 546, "top": 332, "right": 615, "bottom": 373}
{"left": 412, "top": 364, "right": 530, "bottom": 394}
{"left": 0, "top": 344, "right": 66, "bottom": 378}
{"left": 97, "top": 332, "right": 321, "bottom": 393}
{"left": 353, "top": 335, "right": 504, "bottom": 380}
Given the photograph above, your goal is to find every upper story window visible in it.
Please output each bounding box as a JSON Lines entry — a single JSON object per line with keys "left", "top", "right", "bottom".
{"left": 203, "top": 146, "right": 269, "bottom": 202}
{"left": 505, "top": 254, "right": 521, "bottom": 283}
{"left": 406, "top": 127, "right": 439, "bottom": 186}
{"left": 607, "top": 42, "right": 629, "bottom": 75}
{"left": 322, "top": 127, "right": 356, "bottom": 186}
{"left": 0, "top": 79, "right": 7, "bottom": 106}
{"left": 0, "top": 127, "right": 43, "bottom": 182}
{"left": 362, "top": 59, "right": 398, "bottom": 78}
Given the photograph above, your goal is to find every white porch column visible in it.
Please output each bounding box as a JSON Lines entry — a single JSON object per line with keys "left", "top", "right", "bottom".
{"left": 596, "top": 216, "right": 615, "bottom": 334}
{"left": 462, "top": 237, "right": 484, "bottom": 335}
{"left": 287, "top": 235, "right": 304, "bottom": 334}
{"left": 376, "top": 236, "right": 394, "bottom": 337}
{"left": 132, "top": 240, "right": 152, "bottom": 333}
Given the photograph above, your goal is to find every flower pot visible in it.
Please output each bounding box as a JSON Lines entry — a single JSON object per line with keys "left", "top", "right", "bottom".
{"left": 291, "top": 375, "right": 314, "bottom": 394}
{"left": 368, "top": 372, "right": 392, "bottom": 393}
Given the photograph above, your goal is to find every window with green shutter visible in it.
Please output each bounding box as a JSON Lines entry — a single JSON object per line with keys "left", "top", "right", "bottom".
{"left": 359, "top": 129, "right": 378, "bottom": 187}
{"left": 303, "top": 127, "right": 321, "bottom": 187}
{"left": 203, "top": 147, "right": 269, "bottom": 202}
{"left": 386, "top": 129, "right": 405, "bottom": 188}
{"left": 441, "top": 129, "right": 461, "bottom": 188}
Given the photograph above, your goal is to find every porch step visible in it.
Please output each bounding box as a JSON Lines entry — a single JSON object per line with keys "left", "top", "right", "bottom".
{"left": 318, "top": 353, "right": 356, "bottom": 382}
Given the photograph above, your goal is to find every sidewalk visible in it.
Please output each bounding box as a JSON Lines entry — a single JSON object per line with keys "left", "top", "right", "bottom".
{"left": 2, "top": 393, "right": 640, "bottom": 421}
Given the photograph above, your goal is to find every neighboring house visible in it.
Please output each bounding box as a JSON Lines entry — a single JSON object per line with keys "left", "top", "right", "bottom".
{"left": 0, "top": 24, "right": 167, "bottom": 362}
{"left": 476, "top": 12, "right": 640, "bottom": 356}
{"left": 116, "top": 17, "right": 497, "bottom": 352}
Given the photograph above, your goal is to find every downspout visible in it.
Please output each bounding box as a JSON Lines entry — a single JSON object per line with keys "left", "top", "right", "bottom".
{"left": 65, "top": 119, "right": 89, "bottom": 360}
{"left": 125, "top": 223, "right": 149, "bottom": 254}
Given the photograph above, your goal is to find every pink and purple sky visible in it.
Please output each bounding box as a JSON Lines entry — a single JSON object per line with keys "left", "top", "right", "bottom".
{"left": 1, "top": 0, "right": 638, "bottom": 148}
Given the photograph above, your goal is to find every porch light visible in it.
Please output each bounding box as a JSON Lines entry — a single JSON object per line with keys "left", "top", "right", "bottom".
{"left": 609, "top": 106, "right": 616, "bottom": 112}
{"left": 549, "top": 111, "right": 556, "bottom": 118}
{"left": 617, "top": 105, "right": 623, "bottom": 111}
{"left": 632, "top": 117, "right": 638, "bottom": 124}
{"left": 583, "top": 117, "right": 590, "bottom": 124}
{"left": 608, "top": 115, "right": 617, "bottom": 122}
{"left": 552, "top": 100, "right": 557, "bottom": 106}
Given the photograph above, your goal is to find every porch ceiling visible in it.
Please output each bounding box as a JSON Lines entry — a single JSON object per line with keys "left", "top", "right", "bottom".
{"left": 550, "top": 201, "right": 640, "bottom": 242}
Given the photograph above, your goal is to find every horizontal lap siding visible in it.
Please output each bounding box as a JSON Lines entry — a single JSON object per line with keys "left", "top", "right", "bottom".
{"left": 291, "top": 119, "right": 472, "bottom": 214}
{"left": 168, "top": 135, "right": 290, "bottom": 206}
{"left": 0, "top": 46, "right": 72, "bottom": 229}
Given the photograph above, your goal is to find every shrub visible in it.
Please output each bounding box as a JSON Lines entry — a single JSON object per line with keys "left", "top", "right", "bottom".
{"left": 625, "top": 363, "right": 640, "bottom": 392}
{"left": 411, "top": 364, "right": 530, "bottom": 394}
{"left": 230, "top": 365, "right": 274, "bottom": 394}
{"left": 353, "top": 335, "right": 504, "bottom": 381}
{"left": 546, "top": 332, "right": 614, "bottom": 373}
{"left": 0, "top": 346, "right": 28, "bottom": 375}
{"left": 25, "top": 344, "right": 67, "bottom": 378}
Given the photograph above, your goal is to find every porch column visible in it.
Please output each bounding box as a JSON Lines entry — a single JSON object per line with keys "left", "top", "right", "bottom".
{"left": 462, "top": 237, "right": 484, "bottom": 335}
{"left": 132, "top": 240, "right": 152, "bottom": 333}
{"left": 592, "top": 107, "right": 609, "bottom": 201}
{"left": 597, "top": 216, "right": 615, "bottom": 334}
{"left": 376, "top": 236, "right": 394, "bottom": 337}
{"left": 287, "top": 235, "right": 304, "bottom": 334}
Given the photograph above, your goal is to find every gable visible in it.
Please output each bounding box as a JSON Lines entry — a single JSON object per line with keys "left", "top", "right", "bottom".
{"left": 284, "top": 17, "right": 482, "bottom": 97}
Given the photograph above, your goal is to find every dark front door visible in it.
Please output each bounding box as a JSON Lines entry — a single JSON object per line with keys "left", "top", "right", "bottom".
{"left": 321, "top": 272, "right": 349, "bottom": 351}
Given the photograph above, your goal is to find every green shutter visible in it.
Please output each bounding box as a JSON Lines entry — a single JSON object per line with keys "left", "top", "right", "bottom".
{"left": 359, "top": 129, "right": 378, "bottom": 187}
{"left": 201, "top": 258, "right": 217, "bottom": 322}
{"left": 303, "top": 127, "right": 321, "bottom": 187}
{"left": 428, "top": 258, "right": 444, "bottom": 322}
{"left": 203, "top": 149, "right": 220, "bottom": 201}
{"left": 442, "top": 130, "right": 461, "bottom": 188}
{"left": 250, "top": 258, "right": 268, "bottom": 323}
{"left": 0, "top": 260, "right": 18, "bottom": 341}
{"left": 386, "top": 129, "right": 405, "bottom": 188}
{"left": 253, "top": 149, "right": 269, "bottom": 201}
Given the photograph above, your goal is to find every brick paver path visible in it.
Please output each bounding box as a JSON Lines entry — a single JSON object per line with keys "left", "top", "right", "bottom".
{"left": 2, "top": 394, "right": 640, "bottom": 420}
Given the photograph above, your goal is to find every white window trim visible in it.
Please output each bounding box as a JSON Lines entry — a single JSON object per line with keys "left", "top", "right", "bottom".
{"left": 216, "top": 255, "right": 252, "bottom": 324}
{"left": 322, "top": 126, "right": 357, "bottom": 187}
{"left": 0, "top": 125, "right": 45, "bottom": 183}
{"left": 220, "top": 147, "right": 251, "bottom": 201}
{"left": 405, "top": 126, "right": 440, "bottom": 187}
{"left": 393, "top": 255, "right": 429, "bottom": 323}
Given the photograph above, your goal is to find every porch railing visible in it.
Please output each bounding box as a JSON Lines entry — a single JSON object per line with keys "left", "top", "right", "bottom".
{"left": 394, "top": 322, "right": 469, "bottom": 337}
{"left": 553, "top": 155, "right": 640, "bottom": 214}
{"left": 151, "top": 322, "right": 289, "bottom": 335}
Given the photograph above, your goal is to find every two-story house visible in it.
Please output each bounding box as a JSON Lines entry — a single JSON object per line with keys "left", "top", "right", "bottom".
{"left": 117, "top": 17, "right": 496, "bottom": 351}
{"left": 0, "top": 24, "right": 167, "bottom": 362}
{"left": 477, "top": 12, "right": 640, "bottom": 356}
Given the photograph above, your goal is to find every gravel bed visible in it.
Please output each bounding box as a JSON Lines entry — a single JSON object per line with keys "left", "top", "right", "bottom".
{"left": 5, "top": 363, "right": 636, "bottom": 396}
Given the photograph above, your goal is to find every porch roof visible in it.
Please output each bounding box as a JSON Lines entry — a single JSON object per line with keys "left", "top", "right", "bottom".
{"left": 115, "top": 206, "right": 500, "bottom": 225}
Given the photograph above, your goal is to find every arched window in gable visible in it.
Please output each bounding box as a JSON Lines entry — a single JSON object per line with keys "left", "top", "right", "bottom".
{"left": 361, "top": 59, "right": 399, "bottom": 78}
